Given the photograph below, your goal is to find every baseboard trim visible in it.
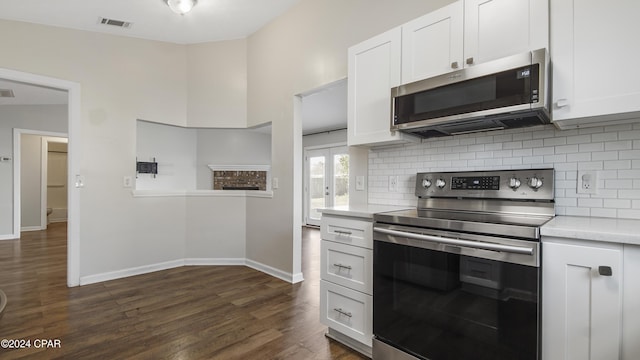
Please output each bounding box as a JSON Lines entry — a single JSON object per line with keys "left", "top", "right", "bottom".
{"left": 184, "top": 258, "right": 245, "bottom": 266}
{"left": 21, "top": 226, "right": 44, "bottom": 232}
{"left": 244, "top": 259, "right": 300, "bottom": 284}
{"left": 0, "top": 234, "right": 19, "bottom": 241}
{"left": 79, "top": 259, "right": 185, "bottom": 286}
{"left": 80, "top": 258, "right": 302, "bottom": 286}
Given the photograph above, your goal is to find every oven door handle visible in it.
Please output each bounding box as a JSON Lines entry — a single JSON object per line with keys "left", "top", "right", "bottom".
{"left": 374, "top": 227, "right": 534, "bottom": 256}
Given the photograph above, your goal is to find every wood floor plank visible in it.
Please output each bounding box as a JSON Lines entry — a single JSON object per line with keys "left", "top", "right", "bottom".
{"left": 0, "top": 223, "right": 368, "bottom": 359}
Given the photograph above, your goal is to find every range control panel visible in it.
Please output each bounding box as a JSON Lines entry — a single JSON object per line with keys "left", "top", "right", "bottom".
{"left": 415, "top": 168, "right": 554, "bottom": 200}
{"left": 451, "top": 176, "right": 500, "bottom": 190}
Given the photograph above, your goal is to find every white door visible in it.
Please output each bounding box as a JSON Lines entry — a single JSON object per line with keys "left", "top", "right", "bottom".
{"left": 305, "top": 146, "right": 349, "bottom": 226}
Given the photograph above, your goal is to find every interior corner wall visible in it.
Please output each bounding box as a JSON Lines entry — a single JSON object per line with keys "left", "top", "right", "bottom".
{"left": 135, "top": 120, "right": 198, "bottom": 191}
{"left": 195, "top": 129, "right": 271, "bottom": 190}
{"left": 245, "top": 0, "right": 456, "bottom": 274}
{"left": 187, "top": 39, "right": 248, "bottom": 128}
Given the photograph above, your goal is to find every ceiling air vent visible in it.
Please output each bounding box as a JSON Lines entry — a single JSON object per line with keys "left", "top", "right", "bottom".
{"left": 98, "top": 17, "right": 132, "bottom": 29}
{"left": 0, "top": 89, "right": 15, "bottom": 98}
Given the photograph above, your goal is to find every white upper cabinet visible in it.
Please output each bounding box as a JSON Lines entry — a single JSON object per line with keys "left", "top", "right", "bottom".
{"left": 348, "top": 0, "right": 549, "bottom": 146}
{"left": 401, "top": 1, "right": 464, "bottom": 84}
{"left": 348, "top": 27, "right": 417, "bottom": 146}
{"left": 464, "top": 0, "right": 548, "bottom": 67}
{"left": 401, "top": 0, "right": 548, "bottom": 84}
{"left": 551, "top": 0, "right": 640, "bottom": 128}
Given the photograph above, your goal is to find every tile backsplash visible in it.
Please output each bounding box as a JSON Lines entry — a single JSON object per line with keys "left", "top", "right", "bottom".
{"left": 368, "top": 121, "right": 640, "bottom": 220}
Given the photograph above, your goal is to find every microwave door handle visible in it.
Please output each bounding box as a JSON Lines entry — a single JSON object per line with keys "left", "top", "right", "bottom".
{"left": 374, "top": 227, "right": 534, "bottom": 256}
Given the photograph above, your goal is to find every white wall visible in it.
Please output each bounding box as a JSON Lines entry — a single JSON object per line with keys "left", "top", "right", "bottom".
{"left": 0, "top": 20, "right": 189, "bottom": 277}
{"left": 0, "top": 105, "right": 67, "bottom": 236}
{"left": 187, "top": 39, "right": 248, "bottom": 128}
{"left": 136, "top": 120, "right": 197, "bottom": 191}
{"left": 245, "top": 0, "right": 454, "bottom": 274}
{"left": 20, "top": 134, "right": 42, "bottom": 229}
{"left": 368, "top": 122, "right": 640, "bottom": 219}
{"left": 196, "top": 128, "right": 271, "bottom": 189}
{"left": 302, "top": 129, "right": 347, "bottom": 148}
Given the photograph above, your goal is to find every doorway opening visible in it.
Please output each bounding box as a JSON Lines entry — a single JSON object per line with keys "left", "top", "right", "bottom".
{"left": 0, "top": 68, "right": 81, "bottom": 287}
{"left": 304, "top": 145, "right": 349, "bottom": 227}
{"left": 16, "top": 131, "right": 68, "bottom": 232}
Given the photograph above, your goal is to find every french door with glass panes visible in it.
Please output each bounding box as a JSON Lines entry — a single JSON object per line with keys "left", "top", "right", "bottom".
{"left": 304, "top": 146, "right": 349, "bottom": 226}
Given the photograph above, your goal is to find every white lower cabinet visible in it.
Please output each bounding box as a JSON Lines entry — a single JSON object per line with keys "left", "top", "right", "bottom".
{"left": 320, "top": 214, "right": 373, "bottom": 356}
{"left": 320, "top": 280, "right": 372, "bottom": 346}
{"left": 623, "top": 245, "right": 640, "bottom": 360}
{"left": 542, "top": 238, "right": 623, "bottom": 360}
{"left": 321, "top": 240, "right": 372, "bottom": 294}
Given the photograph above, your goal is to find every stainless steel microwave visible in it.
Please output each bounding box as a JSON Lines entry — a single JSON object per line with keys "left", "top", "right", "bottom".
{"left": 391, "top": 48, "right": 549, "bottom": 138}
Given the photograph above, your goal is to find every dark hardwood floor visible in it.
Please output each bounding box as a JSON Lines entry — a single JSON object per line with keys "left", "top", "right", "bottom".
{"left": 0, "top": 223, "right": 367, "bottom": 359}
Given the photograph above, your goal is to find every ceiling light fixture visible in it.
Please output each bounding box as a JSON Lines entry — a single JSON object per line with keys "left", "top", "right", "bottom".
{"left": 164, "top": 0, "right": 198, "bottom": 15}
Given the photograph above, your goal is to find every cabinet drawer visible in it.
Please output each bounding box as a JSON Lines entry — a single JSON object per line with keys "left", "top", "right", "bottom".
{"left": 321, "top": 240, "right": 372, "bottom": 294}
{"left": 321, "top": 215, "right": 372, "bottom": 249}
{"left": 320, "top": 280, "right": 372, "bottom": 347}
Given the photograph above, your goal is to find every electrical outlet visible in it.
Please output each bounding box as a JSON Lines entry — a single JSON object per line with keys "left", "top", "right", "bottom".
{"left": 577, "top": 171, "right": 598, "bottom": 194}
{"left": 389, "top": 175, "right": 398, "bottom": 192}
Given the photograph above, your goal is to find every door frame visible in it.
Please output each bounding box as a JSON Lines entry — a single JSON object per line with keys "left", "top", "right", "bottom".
{"left": 1, "top": 67, "right": 81, "bottom": 287}
{"left": 41, "top": 136, "right": 69, "bottom": 229}
{"left": 303, "top": 142, "right": 347, "bottom": 226}
{"left": 14, "top": 130, "right": 68, "bottom": 232}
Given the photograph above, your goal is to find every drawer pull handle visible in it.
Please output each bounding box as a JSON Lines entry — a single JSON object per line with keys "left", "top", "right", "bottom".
{"left": 335, "top": 230, "right": 352, "bottom": 236}
{"left": 333, "top": 263, "right": 352, "bottom": 271}
{"left": 333, "top": 308, "right": 352, "bottom": 318}
{"left": 598, "top": 266, "right": 612, "bottom": 276}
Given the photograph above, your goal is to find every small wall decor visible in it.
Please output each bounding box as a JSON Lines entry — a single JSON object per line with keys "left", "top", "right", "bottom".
{"left": 136, "top": 157, "right": 158, "bottom": 178}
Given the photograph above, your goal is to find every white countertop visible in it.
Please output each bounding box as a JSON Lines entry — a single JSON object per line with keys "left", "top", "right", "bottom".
{"left": 319, "top": 204, "right": 412, "bottom": 219}
{"left": 541, "top": 216, "right": 640, "bottom": 246}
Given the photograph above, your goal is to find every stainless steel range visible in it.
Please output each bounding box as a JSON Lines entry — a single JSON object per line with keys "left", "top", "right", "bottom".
{"left": 372, "top": 168, "right": 554, "bottom": 360}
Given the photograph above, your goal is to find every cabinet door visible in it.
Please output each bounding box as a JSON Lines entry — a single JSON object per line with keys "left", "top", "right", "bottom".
{"left": 321, "top": 240, "right": 373, "bottom": 294}
{"left": 320, "top": 280, "right": 372, "bottom": 347}
{"left": 348, "top": 28, "right": 415, "bottom": 146}
{"left": 401, "top": 1, "right": 463, "bottom": 83}
{"left": 551, "top": 0, "right": 640, "bottom": 125}
{"left": 464, "top": 0, "right": 548, "bottom": 66}
{"left": 542, "top": 240, "right": 622, "bottom": 360}
{"left": 623, "top": 245, "right": 640, "bottom": 360}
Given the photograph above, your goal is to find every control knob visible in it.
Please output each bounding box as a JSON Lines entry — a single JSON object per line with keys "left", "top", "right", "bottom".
{"left": 508, "top": 177, "right": 521, "bottom": 190}
{"left": 422, "top": 179, "right": 432, "bottom": 189}
{"left": 436, "top": 179, "right": 446, "bottom": 189}
{"left": 528, "top": 176, "right": 543, "bottom": 189}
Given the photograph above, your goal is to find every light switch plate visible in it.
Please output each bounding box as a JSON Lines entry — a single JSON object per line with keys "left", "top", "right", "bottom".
{"left": 356, "top": 176, "right": 365, "bottom": 191}
{"left": 272, "top": 177, "right": 279, "bottom": 190}
{"left": 123, "top": 176, "right": 133, "bottom": 188}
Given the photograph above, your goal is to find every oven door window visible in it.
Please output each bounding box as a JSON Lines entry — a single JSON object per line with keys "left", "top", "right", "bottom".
{"left": 374, "top": 240, "right": 539, "bottom": 360}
